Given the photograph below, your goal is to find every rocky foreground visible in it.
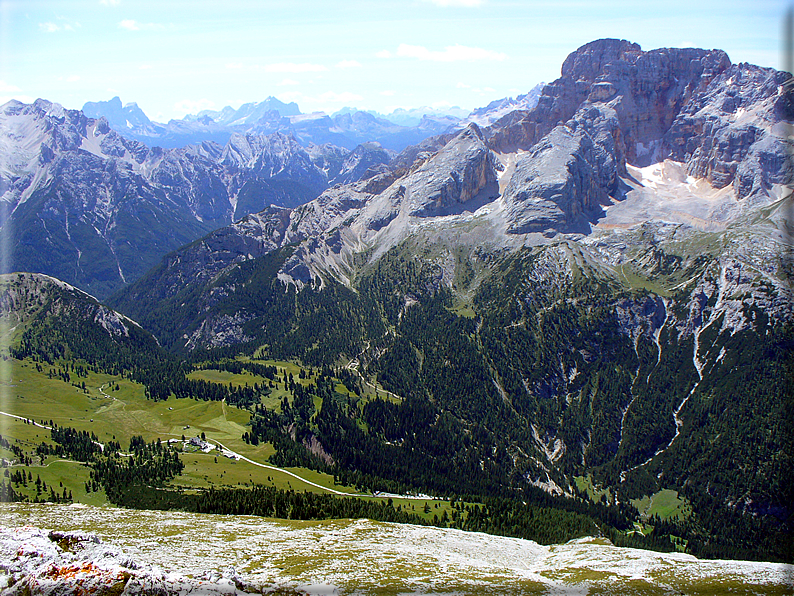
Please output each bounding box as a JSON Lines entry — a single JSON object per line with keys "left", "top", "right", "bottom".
{"left": 0, "top": 526, "right": 271, "bottom": 595}
{"left": 1, "top": 504, "right": 792, "bottom": 595}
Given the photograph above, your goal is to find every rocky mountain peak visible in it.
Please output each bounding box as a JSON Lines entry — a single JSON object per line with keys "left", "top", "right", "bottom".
{"left": 503, "top": 104, "right": 623, "bottom": 235}
{"left": 560, "top": 39, "right": 643, "bottom": 82}
{"left": 403, "top": 123, "right": 500, "bottom": 218}
{"left": 331, "top": 141, "right": 392, "bottom": 186}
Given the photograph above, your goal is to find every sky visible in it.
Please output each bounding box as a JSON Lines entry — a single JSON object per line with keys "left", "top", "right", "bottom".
{"left": 0, "top": 0, "right": 790, "bottom": 122}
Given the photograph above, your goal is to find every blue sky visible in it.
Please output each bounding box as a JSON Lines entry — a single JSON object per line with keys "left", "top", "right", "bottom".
{"left": 1, "top": 0, "right": 789, "bottom": 121}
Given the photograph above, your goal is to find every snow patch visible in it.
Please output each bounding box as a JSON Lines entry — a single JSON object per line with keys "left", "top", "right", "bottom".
{"left": 597, "top": 160, "right": 755, "bottom": 232}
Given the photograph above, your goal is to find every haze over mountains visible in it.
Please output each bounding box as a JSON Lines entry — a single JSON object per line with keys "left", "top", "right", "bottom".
{"left": 1, "top": 38, "right": 792, "bottom": 566}
{"left": 80, "top": 87, "right": 545, "bottom": 152}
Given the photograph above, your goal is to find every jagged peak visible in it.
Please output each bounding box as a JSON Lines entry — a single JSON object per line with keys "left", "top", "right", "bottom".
{"left": 561, "top": 39, "right": 642, "bottom": 80}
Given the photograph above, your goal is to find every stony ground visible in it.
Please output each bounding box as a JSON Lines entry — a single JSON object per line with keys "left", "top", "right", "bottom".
{"left": 1, "top": 503, "right": 792, "bottom": 595}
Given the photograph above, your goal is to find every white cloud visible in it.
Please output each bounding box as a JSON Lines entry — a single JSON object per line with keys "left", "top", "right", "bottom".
{"left": 277, "top": 79, "right": 300, "bottom": 86}
{"left": 118, "top": 19, "right": 164, "bottom": 31}
{"left": 40, "top": 17, "right": 81, "bottom": 32}
{"left": 376, "top": 50, "right": 392, "bottom": 59}
{"left": 100, "top": 0, "right": 121, "bottom": 5}
{"left": 336, "top": 60, "right": 362, "bottom": 69}
{"left": 422, "top": 0, "right": 484, "bottom": 5}
{"left": 67, "top": 75, "right": 81, "bottom": 83}
{"left": 0, "top": 81, "right": 21, "bottom": 93}
{"left": 174, "top": 99, "right": 216, "bottom": 116}
{"left": 225, "top": 62, "right": 244, "bottom": 70}
{"left": 264, "top": 62, "right": 327, "bottom": 73}
{"left": 456, "top": 82, "right": 471, "bottom": 89}
{"left": 396, "top": 43, "right": 507, "bottom": 62}
{"left": 380, "top": 90, "right": 396, "bottom": 96}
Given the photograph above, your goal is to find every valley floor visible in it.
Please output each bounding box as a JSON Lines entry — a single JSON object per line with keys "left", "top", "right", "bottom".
{"left": 1, "top": 503, "right": 792, "bottom": 595}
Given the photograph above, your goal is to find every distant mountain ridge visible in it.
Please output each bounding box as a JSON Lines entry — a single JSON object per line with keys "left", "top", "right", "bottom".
{"left": 464, "top": 82, "right": 546, "bottom": 127}
{"left": 80, "top": 91, "right": 544, "bottom": 152}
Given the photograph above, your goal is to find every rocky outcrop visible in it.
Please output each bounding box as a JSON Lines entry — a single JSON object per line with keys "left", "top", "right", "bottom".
{"left": 221, "top": 132, "right": 325, "bottom": 192}
{"left": 503, "top": 105, "right": 625, "bottom": 234}
{"left": 306, "top": 143, "right": 350, "bottom": 183}
{"left": 486, "top": 39, "right": 732, "bottom": 160}
{"left": 0, "top": 526, "right": 264, "bottom": 595}
{"left": 147, "top": 141, "right": 231, "bottom": 223}
{"left": 403, "top": 124, "right": 501, "bottom": 217}
{"left": 489, "top": 38, "right": 791, "bottom": 199}
{"left": 488, "top": 37, "right": 790, "bottom": 243}
{"left": 330, "top": 142, "right": 392, "bottom": 186}
{"left": 664, "top": 64, "right": 793, "bottom": 199}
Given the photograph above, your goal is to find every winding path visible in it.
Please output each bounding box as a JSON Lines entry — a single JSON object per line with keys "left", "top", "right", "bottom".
{"left": 0, "top": 411, "right": 105, "bottom": 451}
{"left": 210, "top": 438, "right": 361, "bottom": 496}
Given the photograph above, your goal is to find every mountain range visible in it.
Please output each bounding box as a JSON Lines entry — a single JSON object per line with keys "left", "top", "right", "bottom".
{"left": 1, "top": 38, "right": 792, "bottom": 563}
{"left": 0, "top": 85, "right": 545, "bottom": 299}
{"left": 81, "top": 88, "right": 545, "bottom": 152}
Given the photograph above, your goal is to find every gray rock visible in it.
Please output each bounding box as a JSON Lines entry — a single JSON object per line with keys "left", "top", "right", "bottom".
{"left": 503, "top": 105, "right": 623, "bottom": 234}
{"left": 664, "top": 64, "right": 793, "bottom": 199}
{"left": 329, "top": 142, "right": 393, "bottom": 186}
{"left": 404, "top": 124, "right": 501, "bottom": 217}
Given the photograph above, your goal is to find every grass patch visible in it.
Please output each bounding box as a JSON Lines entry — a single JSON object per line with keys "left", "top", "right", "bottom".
{"left": 448, "top": 300, "right": 476, "bottom": 319}
{"left": 1, "top": 358, "right": 473, "bottom": 516}
{"left": 631, "top": 489, "right": 691, "bottom": 521}
{"left": 617, "top": 264, "right": 671, "bottom": 296}
{"left": 187, "top": 369, "right": 269, "bottom": 388}
{"left": 574, "top": 474, "right": 612, "bottom": 504}
{"left": 0, "top": 357, "right": 378, "bottom": 502}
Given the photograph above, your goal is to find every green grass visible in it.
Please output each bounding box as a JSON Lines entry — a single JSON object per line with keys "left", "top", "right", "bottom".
{"left": 10, "top": 460, "right": 107, "bottom": 506}
{"left": 448, "top": 300, "right": 477, "bottom": 319}
{"left": 0, "top": 357, "right": 430, "bottom": 505}
{"left": 631, "top": 489, "right": 692, "bottom": 521}
{"left": 574, "top": 474, "right": 612, "bottom": 504}
{"left": 187, "top": 369, "right": 269, "bottom": 388}
{"left": 0, "top": 357, "right": 482, "bottom": 526}
{"left": 617, "top": 264, "right": 671, "bottom": 296}
{"left": 0, "top": 415, "right": 107, "bottom": 505}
